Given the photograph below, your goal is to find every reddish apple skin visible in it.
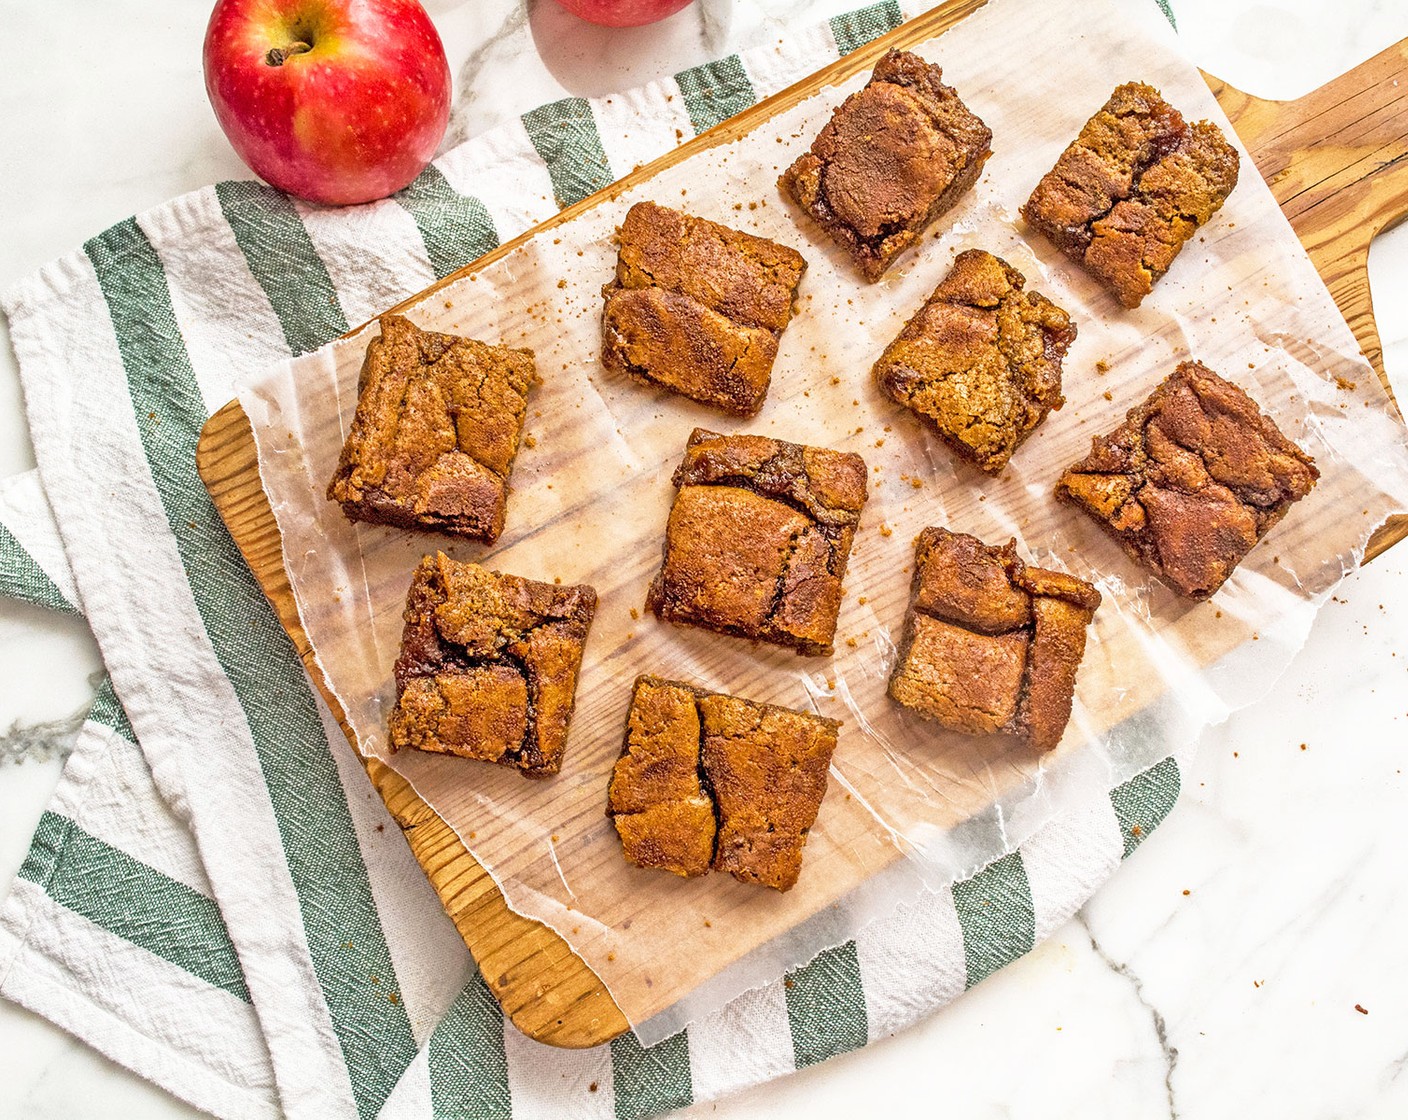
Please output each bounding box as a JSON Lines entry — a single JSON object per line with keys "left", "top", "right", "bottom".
{"left": 203, "top": 0, "right": 452, "bottom": 206}
{"left": 550, "top": 0, "right": 695, "bottom": 28}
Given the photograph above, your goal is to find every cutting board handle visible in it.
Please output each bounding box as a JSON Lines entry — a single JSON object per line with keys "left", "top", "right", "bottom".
{"left": 1208, "top": 36, "right": 1408, "bottom": 399}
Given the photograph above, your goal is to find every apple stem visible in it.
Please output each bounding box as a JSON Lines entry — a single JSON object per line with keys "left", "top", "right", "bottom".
{"left": 265, "top": 41, "right": 312, "bottom": 67}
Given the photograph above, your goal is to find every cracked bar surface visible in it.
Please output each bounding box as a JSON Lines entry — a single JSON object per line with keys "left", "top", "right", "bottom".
{"left": 1021, "top": 82, "right": 1239, "bottom": 308}
{"left": 327, "top": 314, "right": 536, "bottom": 542}
{"left": 608, "top": 676, "right": 839, "bottom": 891}
{"left": 1055, "top": 360, "right": 1318, "bottom": 600}
{"left": 888, "top": 528, "right": 1100, "bottom": 752}
{"left": 874, "top": 249, "right": 1076, "bottom": 474}
{"left": 601, "top": 202, "right": 806, "bottom": 416}
{"left": 779, "top": 49, "right": 992, "bottom": 282}
{"left": 645, "top": 428, "right": 868, "bottom": 656}
{"left": 388, "top": 553, "right": 596, "bottom": 777}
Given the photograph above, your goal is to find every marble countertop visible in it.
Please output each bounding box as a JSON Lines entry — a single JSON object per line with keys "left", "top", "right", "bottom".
{"left": 2, "top": 0, "right": 1407, "bottom": 1116}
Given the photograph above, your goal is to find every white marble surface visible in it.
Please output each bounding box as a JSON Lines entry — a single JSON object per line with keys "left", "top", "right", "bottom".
{"left": 1, "top": 0, "right": 1406, "bottom": 1116}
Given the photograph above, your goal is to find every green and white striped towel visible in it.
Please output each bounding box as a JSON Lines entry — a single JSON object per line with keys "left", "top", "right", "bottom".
{"left": 0, "top": 2, "right": 1185, "bottom": 1117}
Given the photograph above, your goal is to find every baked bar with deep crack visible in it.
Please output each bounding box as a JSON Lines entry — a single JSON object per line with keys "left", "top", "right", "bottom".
{"left": 601, "top": 201, "right": 807, "bottom": 416}
{"left": 888, "top": 528, "right": 1101, "bottom": 752}
{"left": 645, "top": 428, "right": 868, "bottom": 656}
{"left": 873, "top": 248, "right": 1077, "bottom": 474}
{"left": 388, "top": 553, "right": 596, "bottom": 777}
{"left": 1054, "top": 360, "right": 1319, "bottom": 600}
{"left": 1021, "top": 81, "right": 1239, "bottom": 308}
{"left": 779, "top": 49, "right": 992, "bottom": 282}
{"left": 327, "top": 315, "right": 536, "bottom": 542}
{"left": 608, "top": 675, "right": 840, "bottom": 891}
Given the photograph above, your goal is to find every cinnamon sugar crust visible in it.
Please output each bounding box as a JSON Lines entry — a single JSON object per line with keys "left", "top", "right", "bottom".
{"left": 327, "top": 315, "right": 536, "bottom": 542}
{"left": 779, "top": 49, "right": 992, "bottom": 282}
{"left": 1055, "top": 360, "right": 1318, "bottom": 600}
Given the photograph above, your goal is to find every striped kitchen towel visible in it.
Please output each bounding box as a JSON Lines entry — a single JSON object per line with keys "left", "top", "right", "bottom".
{"left": 0, "top": 2, "right": 1186, "bottom": 1117}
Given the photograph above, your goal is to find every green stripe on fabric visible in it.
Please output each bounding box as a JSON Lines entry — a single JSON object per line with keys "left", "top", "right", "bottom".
{"left": 674, "top": 56, "right": 757, "bottom": 136}
{"left": 88, "top": 675, "right": 137, "bottom": 746}
{"left": 610, "top": 1029, "right": 693, "bottom": 1120}
{"left": 84, "top": 217, "right": 415, "bottom": 1119}
{"left": 952, "top": 851, "right": 1036, "bottom": 989}
{"left": 428, "top": 973, "right": 512, "bottom": 1119}
{"left": 829, "top": 0, "right": 904, "bottom": 55}
{"left": 214, "top": 179, "right": 349, "bottom": 356}
{"left": 784, "top": 942, "right": 868, "bottom": 1069}
{"left": 18, "top": 810, "right": 249, "bottom": 1001}
{"left": 521, "top": 98, "right": 614, "bottom": 209}
{"left": 0, "top": 521, "right": 78, "bottom": 614}
{"left": 1110, "top": 757, "right": 1181, "bottom": 858}
{"left": 394, "top": 165, "right": 500, "bottom": 281}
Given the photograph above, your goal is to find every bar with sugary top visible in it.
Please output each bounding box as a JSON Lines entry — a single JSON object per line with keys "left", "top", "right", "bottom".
{"left": 327, "top": 314, "right": 536, "bottom": 542}
{"left": 388, "top": 553, "right": 596, "bottom": 777}
{"left": 779, "top": 49, "right": 992, "bottom": 281}
{"left": 608, "top": 675, "right": 839, "bottom": 892}
{"left": 1022, "top": 81, "right": 1239, "bottom": 308}
{"left": 601, "top": 201, "right": 806, "bottom": 416}
{"left": 874, "top": 249, "right": 1076, "bottom": 474}
{"left": 1055, "top": 360, "right": 1318, "bottom": 600}
{"left": 888, "top": 528, "right": 1101, "bottom": 752}
{"left": 645, "top": 428, "right": 868, "bottom": 656}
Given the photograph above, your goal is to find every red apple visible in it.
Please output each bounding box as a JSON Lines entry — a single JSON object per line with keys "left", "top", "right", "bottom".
{"left": 550, "top": 0, "right": 695, "bottom": 28}
{"left": 203, "top": 0, "right": 451, "bottom": 206}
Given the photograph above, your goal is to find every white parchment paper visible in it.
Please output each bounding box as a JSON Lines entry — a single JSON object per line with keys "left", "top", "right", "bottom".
{"left": 239, "top": 0, "right": 1408, "bottom": 1042}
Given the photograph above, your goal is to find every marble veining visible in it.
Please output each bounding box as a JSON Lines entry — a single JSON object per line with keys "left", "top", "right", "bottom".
{"left": 0, "top": 711, "right": 84, "bottom": 766}
{"left": 1077, "top": 914, "right": 1180, "bottom": 1118}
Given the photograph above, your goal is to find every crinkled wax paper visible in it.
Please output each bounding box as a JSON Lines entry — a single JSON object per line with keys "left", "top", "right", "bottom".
{"left": 239, "top": 0, "right": 1408, "bottom": 1043}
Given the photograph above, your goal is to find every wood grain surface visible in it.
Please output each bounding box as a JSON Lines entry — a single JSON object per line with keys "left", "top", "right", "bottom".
{"left": 196, "top": 1, "right": 1408, "bottom": 1049}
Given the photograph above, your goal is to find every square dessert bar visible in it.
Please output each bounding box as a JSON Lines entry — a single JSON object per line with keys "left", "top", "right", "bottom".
{"left": 888, "top": 528, "right": 1101, "bottom": 752}
{"left": 1055, "top": 360, "right": 1319, "bottom": 600}
{"left": 601, "top": 202, "right": 807, "bottom": 416}
{"left": 388, "top": 553, "right": 597, "bottom": 777}
{"left": 1022, "top": 82, "right": 1240, "bottom": 308}
{"left": 873, "top": 249, "right": 1077, "bottom": 474}
{"left": 608, "top": 676, "right": 840, "bottom": 891}
{"left": 779, "top": 49, "right": 992, "bottom": 282}
{"left": 645, "top": 429, "right": 868, "bottom": 656}
{"left": 327, "top": 314, "right": 536, "bottom": 543}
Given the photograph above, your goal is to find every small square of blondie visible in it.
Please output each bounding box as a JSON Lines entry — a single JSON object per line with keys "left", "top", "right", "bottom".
{"left": 1022, "top": 82, "right": 1240, "bottom": 308}
{"left": 645, "top": 429, "right": 868, "bottom": 656}
{"left": 873, "top": 249, "right": 1076, "bottom": 474}
{"left": 888, "top": 529, "right": 1101, "bottom": 752}
{"left": 779, "top": 49, "right": 992, "bottom": 282}
{"left": 601, "top": 202, "right": 806, "bottom": 416}
{"left": 388, "top": 553, "right": 596, "bottom": 777}
{"left": 327, "top": 314, "right": 536, "bottom": 542}
{"left": 608, "top": 676, "right": 840, "bottom": 891}
{"left": 1055, "top": 361, "right": 1319, "bottom": 600}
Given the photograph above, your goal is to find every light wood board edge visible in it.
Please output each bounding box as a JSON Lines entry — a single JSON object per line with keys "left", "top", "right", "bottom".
{"left": 195, "top": 8, "right": 1408, "bottom": 1049}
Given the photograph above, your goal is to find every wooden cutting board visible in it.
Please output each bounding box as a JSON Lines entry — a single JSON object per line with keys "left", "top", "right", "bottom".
{"left": 196, "top": 0, "right": 1408, "bottom": 1049}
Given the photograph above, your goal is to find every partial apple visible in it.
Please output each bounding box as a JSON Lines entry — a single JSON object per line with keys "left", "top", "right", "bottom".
{"left": 550, "top": 0, "right": 695, "bottom": 28}
{"left": 203, "top": 0, "right": 451, "bottom": 206}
